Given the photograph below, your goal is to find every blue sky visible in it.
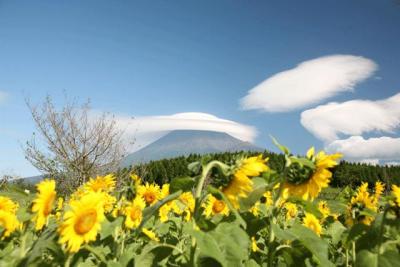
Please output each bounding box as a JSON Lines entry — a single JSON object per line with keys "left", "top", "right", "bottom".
{"left": 1, "top": 0, "right": 400, "bottom": 176}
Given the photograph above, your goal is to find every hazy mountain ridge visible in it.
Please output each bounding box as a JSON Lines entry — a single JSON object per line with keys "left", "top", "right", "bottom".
{"left": 123, "top": 130, "right": 263, "bottom": 166}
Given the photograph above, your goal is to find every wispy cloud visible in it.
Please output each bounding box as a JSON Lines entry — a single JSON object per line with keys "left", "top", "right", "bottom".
{"left": 301, "top": 93, "right": 400, "bottom": 142}
{"left": 326, "top": 136, "right": 400, "bottom": 163}
{"left": 114, "top": 112, "right": 258, "bottom": 152}
{"left": 240, "top": 55, "right": 377, "bottom": 112}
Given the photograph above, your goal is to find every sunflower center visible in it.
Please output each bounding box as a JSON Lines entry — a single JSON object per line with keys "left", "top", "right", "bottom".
{"left": 130, "top": 207, "right": 142, "bottom": 220}
{"left": 286, "top": 162, "right": 314, "bottom": 185}
{"left": 43, "top": 192, "right": 56, "bottom": 216}
{"left": 74, "top": 209, "right": 97, "bottom": 235}
{"left": 212, "top": 200, "right": 225, "bottom": 213}
{"left": 144, "top": 192, "right": 156, "bottom": 204}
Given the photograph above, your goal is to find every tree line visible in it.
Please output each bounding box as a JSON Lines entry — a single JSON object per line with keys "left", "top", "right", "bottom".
{"left": 127, "top": 151, "right": 400, "bottom": 189}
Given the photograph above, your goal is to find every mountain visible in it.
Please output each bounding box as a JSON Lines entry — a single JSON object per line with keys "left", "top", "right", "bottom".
{"left": 122, "top": 130, "right": 263, "bottom": 166}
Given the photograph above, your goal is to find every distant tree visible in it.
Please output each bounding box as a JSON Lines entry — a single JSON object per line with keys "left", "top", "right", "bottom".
{"left": 24, "top": 96, "right": 126, "bottom": 193}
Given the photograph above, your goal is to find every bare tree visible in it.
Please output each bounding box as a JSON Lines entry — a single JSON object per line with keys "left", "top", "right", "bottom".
{"left": 24, "top": 96, "right": 125, "bottom": 192}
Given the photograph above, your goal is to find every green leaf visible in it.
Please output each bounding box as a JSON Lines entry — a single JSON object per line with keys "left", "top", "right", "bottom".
{"left": 272, "top": 224, "right": 297, "bottom": 241}
{"left": 287, "top": 225, "right": 334, "bottom": 267}
{"left": 170, "top": 176, "right": 195, "bottom": 193}
{"left": 239, "top": 185, "right": 267, "bottom": 212}
{"left": 134, "top": 244, "right": 173, "bottom": 266}
{"left": 270, "top": 135, "right": 290, "bottom": 155}
{"left": 326, "top": 221, "right": 346, "bottom": 245}
{"left": 190, "top": 230, "right": 226, "bottom": 267}
{"left": 355, "top": 250, "right": 400, "bottom": 267}
{"left": 212, "top": 222, "right": 250, "bottom": 266}
{"left": 100, "top": 216, "right": 123, "bottom": 240}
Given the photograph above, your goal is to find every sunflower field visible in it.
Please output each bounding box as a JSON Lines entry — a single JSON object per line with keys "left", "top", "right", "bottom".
{"left": 1, "top": 141, "right": 400, "bottom": 267}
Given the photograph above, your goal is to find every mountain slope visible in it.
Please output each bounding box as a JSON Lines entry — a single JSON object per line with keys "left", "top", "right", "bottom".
{"left": 123, "top": 130, "right": 263, "bottom": 166}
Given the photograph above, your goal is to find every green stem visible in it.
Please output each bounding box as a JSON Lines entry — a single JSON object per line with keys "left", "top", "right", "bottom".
{"left": 64, "top": 253, "right": 72, "bottom": 267}
{"left": 376, "top": 206, "right": 389, "bottom": 265}
{"left": 194, "top": 161, "right": 228, "bottom": 199}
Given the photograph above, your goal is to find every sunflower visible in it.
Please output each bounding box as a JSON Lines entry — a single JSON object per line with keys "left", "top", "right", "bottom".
{"left": 124, "top": 196, "right": 146, "bottom": 229}
{"left": 303, "top": 213, "right": 322, "bottom": 236}
{"left": 137, "top": 183, "right": 161, "bottom": 206}
{"left": 0, "top": 196, "right": 19, "bottom": 214}
{"left": 58, "top": 192, "right": 105, "bottom": 253}
{"left": 391, "top": 185, "right": 400, "bottom": 207}
{"left": 202, "top": 194, "right": 230, "bottom": 218}
{"left": 130, "top": 173, "right": 141, "bottom": 187}
{"left": 55, "top": 197, "right": 64, "bottom": 221}
{"left": 85, "top": 174, "right": 116, "bottom": 193}
{"left": 158, "top": 184, "right": 179, "bottom": 222}
{"left": 318, "top": 201, "right": 330, "bottom": 219}
{"left": 346, "top": 183, "right": 377, "bottom": 226}
{"left": 223, "top": 155, "right": 269, "bottom": 209}
{"left": 0, "top": 210, "right": 20, "bottom": 239}
{"left": 251, "top": 236, "right": 260, "bottom": 252}
{"left": 263, "top": 191, "right": 273, "bottom": 206}
{"left": 174, "top": 192, "right": 195, "bottom": 221}
{"left": 282, "top": 148, "right": 342, "bottom": 200}
{"left": 249, "top": 201, "right": 261, "bottom": 217}
{"left": 32, "top": 179, "right": 57, "bottom": 231}
{"left": 284, "top": 202, "right": 298, "bottom": 221}
{"left": 373, "top": 181, "right": 385, "bottom": 204}
{"left": 102, "top": 193, "right": 117, "bottom": 213}
{"left": 142, "top": 228, "right": 159, "bottom": 242}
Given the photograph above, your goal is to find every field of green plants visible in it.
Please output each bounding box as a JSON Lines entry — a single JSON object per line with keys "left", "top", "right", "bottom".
{"left": 1, "top": 142, "right": 400, "bottom": 266}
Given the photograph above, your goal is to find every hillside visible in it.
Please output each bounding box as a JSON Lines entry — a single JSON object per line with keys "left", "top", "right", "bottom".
{"left": 123, "top": 130, "right": 263, "bottom": 166}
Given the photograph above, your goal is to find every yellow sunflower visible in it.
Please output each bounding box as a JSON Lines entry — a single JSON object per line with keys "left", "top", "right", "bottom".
{"left": 318, "top": 201, "right": 330, "bottom": 219}
{"left": 282, "top": 148, "right": 342, "bottom": 200}
{"left": 346, "top": 183, "right": 377, "bottom": 226}
{"left": 130, "top": 173, "right": 141, "bottom": 187}
{"left": 55, "top": 197, "right": 64, "bottom": 221}
{"left": 249, "top": 201, "right": 261, "bottom": 216}
{"left": 303, "top": 213, "right": 322, "bottom": 236}
{"left": 124, "top": 196, "right": 146, "bottom": 229}
{"left": 202, "top": 194, "right": 230, "bottom": 218}
{"left": 32, "top": 179, "right": 57, "bottom": 231}
{"left": 158, "top": 184, "right": 179, "bottom": 222}
{"left": 85, "top": 174, "right": 116, "bottom": 193}
{"left": 102, "top": 193, "right": 117, "bottom": 213}
{"left": 137, "top": 183, "right": 161, "bottom": 206}
{"left": 0, "top": 196, "right": 19, "bottom": 214}
{"left": 142, "top": 228, "right": 159, "bottom": 242}
{"left": 251, "top": 236, "right": 260, "bottom": 252}
{"left": 58, "top": 192, "right": 105, "bottom": 253}
{"left": 391, "top": 185, "right": 400, "bottom": 207}
{"left": 223, "top": 155, "right": 269, "bottom": 209}
{"left": 284, "top": 202, "right": 298, "bottom": 221}
{"left": 0, "top": 210, "right": 20, "bottom": 239}
{"left": 263, "top": 191, "right": 273, "bottom": 206}
{"left": 373, "top": 181, "right": 385, "bottom": 204}
{"left": 174, "top": 192, "right": 195, "bottom": 221}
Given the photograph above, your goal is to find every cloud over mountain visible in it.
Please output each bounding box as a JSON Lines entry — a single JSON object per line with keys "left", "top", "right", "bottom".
{"left": 114, "top": 112, "right": 257, "bottom": 151}
{"left": 241, "top": 55, "right": 377, "bottom": 112}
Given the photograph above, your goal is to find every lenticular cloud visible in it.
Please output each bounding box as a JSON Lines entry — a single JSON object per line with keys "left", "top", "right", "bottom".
{"left": 241, "top": 55, "right": 377, "bottom": 112}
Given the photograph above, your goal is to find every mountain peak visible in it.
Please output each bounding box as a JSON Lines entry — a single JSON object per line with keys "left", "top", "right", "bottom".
{"left": 123, "top": 130, "right": 263, "bottom": 166}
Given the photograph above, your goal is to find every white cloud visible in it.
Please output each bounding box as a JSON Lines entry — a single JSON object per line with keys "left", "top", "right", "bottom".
{"left": 301, "top": 93, "right": 400, "bottom": 142}
{"left": 385, "top": 161, "right": 400, "bottom": 166}
{"left": 114, "top": 112, "right": 258, "bottom": 152}
{"left": 240, "top": 55, "right": 377, "bottom": 112}
{"left": 326, "top": 136, "right": 400, "bottom": 162}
